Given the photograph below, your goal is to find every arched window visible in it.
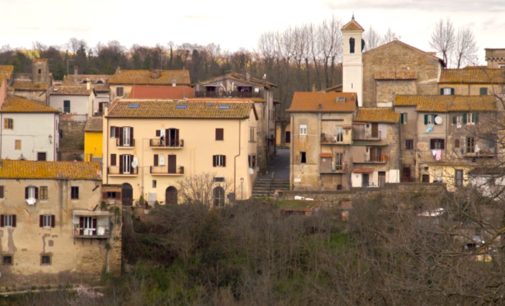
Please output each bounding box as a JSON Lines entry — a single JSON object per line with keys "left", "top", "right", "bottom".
{"left": 361, "top": 39, "right": 365, "bottom": 51}
{"left": 213, "top": 187, "right": 225, "bottom": 207}
{"left": 349, "top": 38, "right": 355, "bottom": 54}
{"left": 165, "top": 186, "right": 177, "bottom": 205}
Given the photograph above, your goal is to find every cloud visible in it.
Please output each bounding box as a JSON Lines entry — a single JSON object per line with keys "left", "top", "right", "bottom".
{"left": 324, "top": 0, "right": 505, "bottom": 12}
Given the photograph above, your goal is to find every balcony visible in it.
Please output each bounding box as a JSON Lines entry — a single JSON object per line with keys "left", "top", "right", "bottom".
{"left": 150, "top": 165, "right": 185, "bottom": 176}
{"left": 108, "top": 166, "right": 139, "bottom": 176}
{"left": 463, "top": 148, "right": 496, "bottom": 159}
{"left": 321, "top": 133, "right": 347, "bottom": 145}
{"left": 353, "top": 155, "right": 388, "bottom": 164}
{"left": 116, "top": 138, "right": 135, "bottom": 148}
{"left": 320, "top": 163, "right": 348, "bottom": 174}
{"left": 149, "top": 138, "right": 184, "bottom": 149}
{"left": 353, "top": 129, "right": 382, "bottom": 141}
{"left": 72, "top": 210, "right": 112, "bottom": 239}
{"left": 194, "top": 90, "right": 263, "bottom": 99}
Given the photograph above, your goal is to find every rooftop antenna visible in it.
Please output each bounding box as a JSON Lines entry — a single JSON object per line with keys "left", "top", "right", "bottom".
{"left": 352, "top": 13, "right": 355, "bottom": 20}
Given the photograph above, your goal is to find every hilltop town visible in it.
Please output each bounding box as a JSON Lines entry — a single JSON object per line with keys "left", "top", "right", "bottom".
{"left": 0, "top": 16, "right": 504, "bottom": 304}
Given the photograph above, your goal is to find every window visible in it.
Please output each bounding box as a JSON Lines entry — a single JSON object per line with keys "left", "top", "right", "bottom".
{"left": 37, "top": 152, "right": 47, "bottom": 161}
{"left": 430, "top": 139, "right": 445, "bottom": 149}
{"left": 120, "top": 154, "right": 134, "bottom": 173}
{"left": 119, "top": 127, "right": 134, "bottom": 146}
{"left": 0, "top": 186, "right": 3, "bottom": 199}
{"left": 4, "top": 118, "right": 13, "bottom": 129}
{"left": 249, "top": 127, "right": 256, "bottom": 142}
{"left": 452, "top": 114, "right": 463, "bottom": 126}
{"left": 165, "top": 128, "right": 180, "bottom": 147}
{"left": 79, "top": 216, "right": 97, "bottom": 236}
{"left": 215, "top": 128, "right": 224, "bottom": 141}
{"left": 349, "top": 37, "right": 355, "bottom": 54}
{"left": 152, "top": 180, "right": 157, "bottom": 188}
{"left": 110, "top": 126, "right": 116, "bottom": 138}
{"left": 336, "top": 127, "right": 344, "bottom": 142}
{"left": 440, "top": 87, "right": 455, "bottom": 95}
{"left": 15, "top": 139, "right": 21, "bottom": 150}
{"left": 116, "top": 87, "right": 124, "bottom": 97}
{"left": 466, "top": 137, "right": 475, "bottom": 153}
{"left": 63, "top": 100, "right": 71, "bottom": 113}
{"left": 213, "top": 155, "right": 226, "bottom": 167}
{"left": 400, "top": 113, "right": 408, "bottom": 124}
{"left": 110, "top": 154, "right": 117, "bottom": 166}
{"left": 335, "top": 153, "right": 343, "bottom": 170}
{"left": 455, "top": 139, "right": 460, "bottom": 148}
{"left": 41, "top": 255, "right": 51, "bottom": 265}
{"left": 479, "top": 87, "right": 488, "bottom": 95}
{"left": 455, "top": 169, "right": 464, "bottom": 187}
{"left": 405, "top": 139, "right": 414, "bottom": 150}
{"left": 300, "top": 152, "right": 307, "bottom": 163}
{"left": 423, "top": 114, "right": 438, "bottom": 125}
{"left": 2, "top": 255, "right": 12, "bottom": 265}
{"left": 39, "top": 215, "right": 55, "bottom": 228}
{"left": 0, "top": 215, "right": 16, "bottom": 227}
{"left": 213, "top": 186, "right": 225, "bottom": 207}
{"left": 153, "top": 154, "right": 159, "bottom": 166}
{"left": 467, "top": 112, "right": 479, "bottom": 124}
{"left": 248, "top": 155, "right": 256, "bottom": 168}
{"left": 299, "top": 124, "right": 307, "bottom": 136}
{"left": 369, "top": 147, "right": 383, "bottom": 162}
{"left": 39, "top": 186, "right": 48, "bottom": 200}
{"left": 25, "top": 186, "right": 38, "bottom": 200}
{"left": 71, "top": 186, "right": 79, "bottom": 200}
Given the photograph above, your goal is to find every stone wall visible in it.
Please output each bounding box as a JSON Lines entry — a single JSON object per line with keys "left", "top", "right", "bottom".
{"left": 59, "top": 115, "right": 87, "bottom": 161}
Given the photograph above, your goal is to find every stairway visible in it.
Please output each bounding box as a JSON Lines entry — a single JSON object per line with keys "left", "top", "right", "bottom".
{"left": 252, "top": 175, "right": 289, "bottom": 198}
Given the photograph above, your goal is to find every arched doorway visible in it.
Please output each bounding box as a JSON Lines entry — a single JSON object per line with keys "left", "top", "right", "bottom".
{"left": 213, "top": 186, "right": 225, "bottom": 207}
{"left": 121, "top": 183, "right": 133, "bottom": 206}
{"left": 165, "top": 186, "right": 177, "bottom": 205}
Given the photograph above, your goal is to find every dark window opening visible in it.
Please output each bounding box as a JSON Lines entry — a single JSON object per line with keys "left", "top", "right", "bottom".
{"left": 71, "top": 186, "right": 79, "bottom": 200}
{"left": 349, "top": 37, "right": 355, "bottom": 54}
{"left": 215, "top": 128, "right": 224, "bottom": 141}
{"left": 3, "top": 255, "right": 12, "bottom": 265}
{"left": 300, "top": 152, "right": 307, "bottom": 163}
{"left": 41, "top": 255, "right": 51, "bottom": 265}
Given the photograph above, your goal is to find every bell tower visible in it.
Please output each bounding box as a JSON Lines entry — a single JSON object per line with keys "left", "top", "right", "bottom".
{"left": 342, "top": 16, "right": 364, "bottom": 106}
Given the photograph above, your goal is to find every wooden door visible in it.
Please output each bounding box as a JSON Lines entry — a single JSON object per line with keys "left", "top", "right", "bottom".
{"left": 378, "top": 171, "right": 386, "bottom": 187}
{"left": 165, "top": 186, "right": 177, "bottom": 205}
{"left": 371, "top": 123, "right": 379, "bottom": 138}
{"left": 285, "top": 131, "right": 291, "bottom": 144}
{"left": 362, "top": 174, "right": 369, "bottom": 187}
{"left": 168, "top": 155, "right": 177, "bottom": 173}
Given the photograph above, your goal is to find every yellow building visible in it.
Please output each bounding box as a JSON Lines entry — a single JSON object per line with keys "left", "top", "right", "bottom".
{"left": 103, "top": 99, "right": 258, "bottom": 206}
{"left": 84, "top": 117, "right": 103, "bottom": 162}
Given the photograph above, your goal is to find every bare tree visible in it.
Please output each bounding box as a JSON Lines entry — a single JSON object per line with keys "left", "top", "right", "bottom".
{"left": 177, "top": 173, "right": 230, "bottom": 207}
{"left": 454, "top": 27, "right": 478, "bottom": 68}
{"left": 430, "top": 18, "right": 456, "bottom": 67}
{"left": 381, "top": 28, "right": 400, "bottom": 44}
{"left": 364, "top": 26, "right": 381, "bottom": 51}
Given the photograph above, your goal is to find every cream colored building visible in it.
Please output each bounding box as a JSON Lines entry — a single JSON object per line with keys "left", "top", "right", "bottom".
{"left": 103, "top": 99, "right": 258, "bottom": 205}
{"left": 0, "top": 160, "right": 121, "bottom": 290}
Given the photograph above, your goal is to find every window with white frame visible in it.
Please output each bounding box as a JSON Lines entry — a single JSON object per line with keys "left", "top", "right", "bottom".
{"left": 40, "top": 215, "right": 55, "bottom": 228}
{"left": 0, "top": 215, "right": 16, "bottom": 227}
{"left": 213, "top": 155, "right": 226, "bottom": 167}
{"left": 336, "top": 127, "right": 344, "bottom": 142}
{"left": 299, "top": 124, "right": 307, "bottom": 136}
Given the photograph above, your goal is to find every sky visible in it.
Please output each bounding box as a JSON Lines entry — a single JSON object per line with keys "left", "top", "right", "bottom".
{"left": 0, "top": 0, "right": 503, "bottom": 63}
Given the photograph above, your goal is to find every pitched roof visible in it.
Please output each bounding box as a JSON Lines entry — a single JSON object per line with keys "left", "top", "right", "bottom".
{"left": 0, "top": 160, "right": 100, "bottom": 180}
{"left": 354, "top": 108, "right": 400, "bottom": 123}
{"left": 12, "top": 80, "right": 49, "bottom": 91}
{"left": 129, "top": 85, "right": 194, "bottom": 99}
{"left": 364, "top": 40, "right": 441, "bottom": 62}
{"left": 439, "top": 67, "right": 505, "bottom": 84}
{"left": 0, "top": 95, "right": 59, "bottom": 113}
{"left": 187, "top": 97, "right": 264, "bottom": 104}
{"left": 51, "top": 85, "right": 91, "bottom": 96}
{"left": 199, "top": 72, "right": 277, "bottom": 88}
{"left": 395, "top": 95, "right": 497, "bottom": 112}
{"left": 108, "top": 69, "right": 191, "bottom": 85}
{"left": 85, "top": 117, "right": 103, "bottom": 132}
{"left": 287, "top": 92, "right": 357, "bottom": 113}
{"left": 63, "top": 74, "right": 111, "bottom": 85}
{"left": 107, "top": 100, "right": 255, "bottom": 119}
{"left": 341, "top": 18, "right": 364, "bottom": 32}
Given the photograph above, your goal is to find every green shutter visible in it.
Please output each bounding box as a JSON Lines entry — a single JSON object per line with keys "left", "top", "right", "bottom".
{"left": 462, "top": 113, "right": 467, "bottom": 124}
{"left": 424, "top": 115, "right": 428, "bottom": 125}
{"left": 474, "top": 112, "right": 479, "bottom": 123}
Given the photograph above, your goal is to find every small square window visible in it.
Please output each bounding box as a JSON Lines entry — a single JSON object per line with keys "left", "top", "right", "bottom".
{"left": 63, "top": 100, "right": 71, "bottom": 113}
{"left": 3, "top": 118, "right": 13, "bottom": 129}
{"left": 41, "top": 255, "right": 51, "bottom": 265}
{"left": 479, "top": 87, "right": 488, "bottom": 96}
{"left": 405, "top": 139, "right": 414, "bottom": 150}
{"left": 215, "top": 128, "right": 224, "bottom": 141}
{"left": 2, "top": 255, "right": 12, "bottom": 265}
{"left": 400, "top": 113, "right": 408, "bottom": 124}
{"left": 15, "top": 139, "right": 21, "bottom": 150}
{"left": 152, "top": 180, "right": 157, "bottom": 188}
{"left": 116, "top": 87, "right": 124, "bottom": 97}
{"left": 299, "top": 124, "right": 308, "bottom": 136}
{"left": 40, "top": 215, "right": 55, "bottom": 228}
{"left": 37, "top": 152, "right": 47, "bottom": 161}
{"left": 39, "top": 186, "right": 48, "bottom": 200}
{"left": 71, "top": 186, "right": 79, "bottom": 200}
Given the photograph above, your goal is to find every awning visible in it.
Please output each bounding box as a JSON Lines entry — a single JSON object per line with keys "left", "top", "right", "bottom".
{"left": 352, "top": 167, "right": 374, "bottom": 174}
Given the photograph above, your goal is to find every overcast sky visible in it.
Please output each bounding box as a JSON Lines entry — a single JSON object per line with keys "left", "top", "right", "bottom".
{"left": 0, "top": 0, "right": 503, "bottom": 63}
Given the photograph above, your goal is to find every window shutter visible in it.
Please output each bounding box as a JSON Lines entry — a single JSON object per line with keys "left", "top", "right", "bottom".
{"left": 213, "top": 155, "right": 216, "bottom": 167}
{"left": 450, "top": 88, "right": 455, "bottom": 95}
{"left": 25, "top": 187, "right": 28, "bottom": 199}
{"left": 440, "top": 88, "right": 443, "bottom": 95}
{"left": 0, "top": 215, "right": 3, "bottom": 227}
{"left": 119, "top": 155, "right": 124, "bottom": 174}
{"left": 92, "top": 218, "right": 97, "bottom": 230}
{"left": 474, "top": 112, "right": 479, "bottom": 123}
{"left": 463, "top": 113, "right": 467, "bottom": 124}
{"left": 130, "top": 127, "right": 134, "bottom": 144}
{"left": 103, "top": 192, "right": 108, "bottom": 199}
{"left": 118, "top": 127, "right": 123, "bottom": 146}
{"left": 452, "top": 115, "right": 457, "bottom": 124}
{"left": 424, "top": 115, "right": 428, "bottom": 125}
{"left": 110, "top": 126, "right": 116, "bottom": 138}
{"left": 39, "top": 215, "right": 43, "bottom": 227}
{"left": 35, "top": 187, "right": 39, "bottom": 199}
{"left": 223, "top": 156, "right": 226, "bottom": 167}
{"left": 154, "top": 154, "right": 159, "bottom": 166}
{"left": 12, "top": 215, "right": 16, "bottom": 227}
{"left": 51, "top": 215, "right": 55, "bottom": 227}
{"left": 111, "top": 154, "right": 117, "bottom": 166}
{"left": 156, "top": 130, "right": 160, "bottom": 137}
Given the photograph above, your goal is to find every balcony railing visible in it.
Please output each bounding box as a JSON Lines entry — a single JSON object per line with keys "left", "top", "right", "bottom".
{"left": 108, "top": 166, "right": 139, "bottom": 175}
{"left": 353, "top": 129, "right": 382, "bottom": 141}
{"left": 150, "top": 165, "right": 185, "bottom": 175}
{"left": 321, "top": 133, "right": 346, "bottom": 144}
{"left": 73, "top": 225, "right": 111, "bottom": 239}
{"left": 195, "top": 90, "right": 263, "bottom": 98}
{"left": 149, "top": 138, "right": 184, "bottom": 149}
{"left": 320, "top": 163, "right": 348, "bottom": 174}
{"left": 116, "top": 138, "right": 135, "bottom": 147}
{"left": 353, "top": 154, "right": 388, "bottom": 164}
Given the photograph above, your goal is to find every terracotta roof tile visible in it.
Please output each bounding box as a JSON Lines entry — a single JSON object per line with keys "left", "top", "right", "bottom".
{"left": 439, "top": 67, "right": 505, "bottom": 84}
{"left": 287, "top": 92, "right": 357, "bottom": 113}
{"left": 354, "top": 108, "right": 400, "bottom": 123}
{"left": 129, "top": 85, "right": 194, "bottom": 99}
{"left": 85, "top": 117, "right": 103, "bottom": 132}
{"left": 1, "top": 95, "right": 58, "bottom": 113}
{"left": 341, "top": 18, "right": 364, "bottom": 31}
{"left": 63, "top": 74, "right": 111, "bottom": 85}
{"left": 395, "top": 95, "right": 497, "bottom": 112}
{"left": 199, "top": 72, "right": 277, "bottom": 88}
{"left": 109, "top": 69, "right": 191, "bottom": 85}
{"left": 51, "top": 85, "right": 91, "bottom": 96}
{"left": 0, "top": 160, "right": 100, "bottom": 180}
{"left": 12, "top": 80, "right": 49, "bottom": 90}
{"left": 107, "top": 100, "right": 254, "bottom": 119}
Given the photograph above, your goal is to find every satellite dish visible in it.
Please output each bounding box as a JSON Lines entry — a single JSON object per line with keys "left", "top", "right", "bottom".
{"left": 26, "top": 198, "right": 36, "bottom": 206}
{"left": 131, "top": 157, "right": 138, "bottom": 168}
{"left": 434, "top": 116, "right": 443, "bottom": 125}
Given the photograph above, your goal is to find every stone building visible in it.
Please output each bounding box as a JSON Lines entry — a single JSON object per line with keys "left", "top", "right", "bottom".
{"left": 287, "top": 92, "right": 357, "bottom": 191}
{"left": 0, "top": 160, "right": 121, "bottom": 289}
{"left": 196, "top": 73, "right": 277, "bottom": 171}
{"left": 438, "top": 66, "right": 504, "bottom": 96}
{"left": 485, "top": 49, "right": 505, "bottom": 68}
{"left": 103, "top": 99, "right": 258, "bottom": 205}
{"left": 11, "top": 59, "right": 52, "bottom": 103}
{"left": 351, "top": 108, "right": 400, "bottom": 187}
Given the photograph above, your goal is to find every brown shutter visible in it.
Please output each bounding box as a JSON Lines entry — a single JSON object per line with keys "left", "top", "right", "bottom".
{"left": 79, "top": 217, "right": 84, "bottom": 235}
{"left": 25, "top": 187, "right": 29, "bottom": 199}
{"left": 92, "top": 218, "right": 97, "bottom": 230}
{"left": 12, "top": 215, "right": 16, "bottom": 227}
{"left": 154, "top": 154, "right": 159, "bottom": 166}
{"left": 130, "top": 127, "right": 134, "bottom": 145}
{"left": 119, "top": 155, "right": 124, "bottom": 174}
{"left": 118, "top": 127, "right": 123, "bottom": 146}
{"left": 39, "top": 215, "right": 43, "bottom": 227}
{"left": 156, "top": 130, "right": 160, "bottom": 137}
{"left": 0, "top": 215, "right": 3, "bottom": 227}
{"left": 111, "top": 154, "right": 116, "bottom": 166}
{"left": 175, "top": 129, "right": 179, "bottom": 146}
{"left": 0, "top": 186, "right": 4, "bottom": 198}
{"left": 223, "top": 155, "right": 226, "bottom": 167}
{"left": 51, "top": 215, "right": 55, "bottom": 227}
{"left": 213, "top": 155, "right": 216, "bottom": 167}
{"left": 35, "top": 187, "right": 39, "bottom": 199}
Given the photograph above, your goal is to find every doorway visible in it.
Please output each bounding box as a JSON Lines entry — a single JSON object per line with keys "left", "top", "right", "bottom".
{"left": 165, "top": 186, "right": 177, "bottom": 205}
{"left": 378, "top": 171, "right": 386, "bottom": 187}
{"left": 121, "top": 183, "right": 133, "bottom": 206}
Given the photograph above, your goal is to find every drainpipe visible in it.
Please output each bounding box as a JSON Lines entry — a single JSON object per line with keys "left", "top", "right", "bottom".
{"left": 233, "top": 120, "right": 242, "bottom": 198}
